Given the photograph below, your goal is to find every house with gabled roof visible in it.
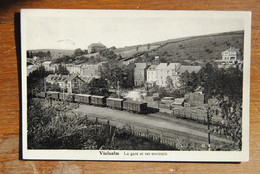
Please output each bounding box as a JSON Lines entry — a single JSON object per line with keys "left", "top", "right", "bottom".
{"left": 46, "top": 74, "right": 85, "bottom": 93}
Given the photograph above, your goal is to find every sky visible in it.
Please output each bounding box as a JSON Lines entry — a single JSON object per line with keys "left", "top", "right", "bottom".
{"left": 24, "top": 10, "right": 245, "bottom": 50}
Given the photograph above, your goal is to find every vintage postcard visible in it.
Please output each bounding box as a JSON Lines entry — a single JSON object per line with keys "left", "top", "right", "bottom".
{"left": 21, "top": 9, "right": 251, "bottom": 161}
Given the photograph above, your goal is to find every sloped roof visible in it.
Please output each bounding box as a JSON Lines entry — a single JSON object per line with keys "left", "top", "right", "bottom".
{"left": 81, "top": 64, "right": 99, "bottom": 69}
{"left": 67, "top": 74, "right": 77, "bottom": 81}
{"left": 147, "top": 65, "right": 158, "bottom": 70}
{"left": 79, "top": 76, "right": 95, "bottom": 83}
{"left": 155, "top": 63, "right": 168, "bottom": 70}
{"left": 46, "top": 74, "right": 82, "bottom": 83}
{"left": 172, "top": 98, "right": 185, "bottom": 105}
{"left": 135, "top": 63, "right": 147, "bottom": 70}
{"left": 42, "top": 61, "right": 51, "bottom": 65}
{"left": 167, "top": 63, "right": 181, "bottom": 70}
{"left": 107, "top": 98, "right": 124, "bottom": 101}
{"left": 177, "top": 66, "right": 202, "bottom": 74}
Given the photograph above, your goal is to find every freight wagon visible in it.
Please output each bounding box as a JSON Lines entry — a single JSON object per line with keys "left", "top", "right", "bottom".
{"left": 106, "top": 98, "right": 124, "bottom": 110}
{"left": 91, "top": 95, "right": 106, "bottom": 107}
{"left": 74, "top": 94, "right": 91, "bottom": 104}
{"left": 173, "top": 105, "right": 224, "bottom": 125}
{"left": 123, "top": 100, "right": 147, "bottom": 114}
{"left": 37, "top": 91, "right": 148, "bottom": 114}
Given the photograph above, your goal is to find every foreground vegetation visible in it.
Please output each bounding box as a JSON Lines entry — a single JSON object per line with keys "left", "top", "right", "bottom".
{"left": 28, "top": 99, "right": 176, "bottom": 150}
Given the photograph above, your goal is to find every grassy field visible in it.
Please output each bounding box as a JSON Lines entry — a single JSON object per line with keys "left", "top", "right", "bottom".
{"left": 114, "top": 30, "right": 244, "bottom": 64}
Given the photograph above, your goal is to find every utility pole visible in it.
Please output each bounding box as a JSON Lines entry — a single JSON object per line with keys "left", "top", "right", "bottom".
{"left": 207, "top": 99, "right": 218, "bottom": 151}
{"left": 207, "top": 108, "right": 211, "bottom": 151}
{"left": 117, "top": 81, "right": 120, "bottom": 98}
{"left": 44, "top": 77, "right": 46, "bottom": 93}
{"left": 63, "top": 82, "right": 65, "bottom": 101}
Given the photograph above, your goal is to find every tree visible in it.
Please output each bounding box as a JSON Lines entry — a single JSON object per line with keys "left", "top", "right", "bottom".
{"left": 217, "top": 100, "right": 242, "bottom": 150}
{"left": 27, "top": 66, "right": 51, "bottom": 101}
{"left": 74, "top": 48, "right": 84, "bottom": 56}
{"left": 99, "top": 60, "right": 124, "bottom": 89}
{"left": 121, "top": 63, "right": 135, "bottom": 89}
{"left": 166, "top": 76, "right": 174, "bottom": 89}
{"left": 27, "top": 51, "right": 33, "bottom": 58}
{"left": 79, "top": 82, "right": 89, "bottom": 94}
{"left": 55, "top": 64, "right": 70, "bottom": 75}
{"left": 88, "top": 78, "right": 109, "bottom": 96}
{"left": 179, "top": 70, "right": 192, "bottom": 93}
{"left": 47, "top": 51, "right": 51, "bottom": 57}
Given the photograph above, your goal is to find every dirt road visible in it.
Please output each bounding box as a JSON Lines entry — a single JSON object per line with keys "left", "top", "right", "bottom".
{"left": 73, "top": 104, "right": 233, "bottom": 148}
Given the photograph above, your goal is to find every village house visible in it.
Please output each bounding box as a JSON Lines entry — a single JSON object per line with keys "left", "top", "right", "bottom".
{"left": 42, "top": 61, "right": 52, "bottom": 71}
{"left": 215, "top": 47, "right": 243, "bottom": 70}
{"left": 52, "top": 52, "right": 63, "bottom": 59}
{"left": 88, "top": 43, "right": 106, "bottom": 53}
{"left": 221, "top": 47, "right": 240, "bottom": 64}
{"left": 134, "top": 63, "right": 148, "bottom": 87}
{"left": 215, "top": 47, "right": 242, "bottom": 65}
{"left": 166, "top": 63, "right": 181, "bottom": 87}
{"left": 155, "top": 63, "right": 181, "bottom": 87}
{"left": 155, "top": 63, "right": 168, "bottom": 87}
{"left": 45, "top": 74, "right": 85, "bottom": 93}
{"left": 65, "top": 64, "right": 81, "bottom": 75}
{"left": 146, "top": 65, "right": 158, "bottom": 84}
{"left": 80, "top": 64, "right": 100, "bottom": 78}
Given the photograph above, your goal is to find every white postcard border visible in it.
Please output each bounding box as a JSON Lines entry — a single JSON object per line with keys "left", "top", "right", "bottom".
{"left": 21, "top": 9, "right": 251, "bottom": 162}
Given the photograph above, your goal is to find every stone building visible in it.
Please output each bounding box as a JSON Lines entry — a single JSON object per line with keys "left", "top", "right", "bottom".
{"left": 80, "top": 64, "right": 100, "bottom": 78}
{"left": 65, "top": 64, "right": 81, "bottom": 75}
{"left": 134, "top": 63, "right": 148, "bottom": 87}
{"left": 146, "top": 65, "right": 158, "bottom": 84}
{"left": 155, "top": 63, "right": 181, "bottom": 87}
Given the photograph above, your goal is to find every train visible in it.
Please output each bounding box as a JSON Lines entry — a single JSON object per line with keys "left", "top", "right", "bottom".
{"left": 37, "top": 91, "right": 224, "bottom": 125}
{"left": 173, "top": 106, "right": 224, "bottom": 125}
{"left": 37, "top": 91, "right": 148, "bottom": 114}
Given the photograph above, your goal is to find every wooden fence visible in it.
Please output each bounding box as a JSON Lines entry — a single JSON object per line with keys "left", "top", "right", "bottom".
{"left": 81, "top": 114, "right": 208, "bottom": 151}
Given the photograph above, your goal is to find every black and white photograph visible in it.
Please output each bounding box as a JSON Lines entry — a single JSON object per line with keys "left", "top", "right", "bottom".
{"left": 21, "top": 9, "right": 251, "bottom": 161}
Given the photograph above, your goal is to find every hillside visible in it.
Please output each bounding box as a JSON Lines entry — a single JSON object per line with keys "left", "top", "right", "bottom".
{"left": 30, "top": 49, "right": 74, "bottom": 58}
{"left": 116, "top": 31, "right": 244, "bottom": 65}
